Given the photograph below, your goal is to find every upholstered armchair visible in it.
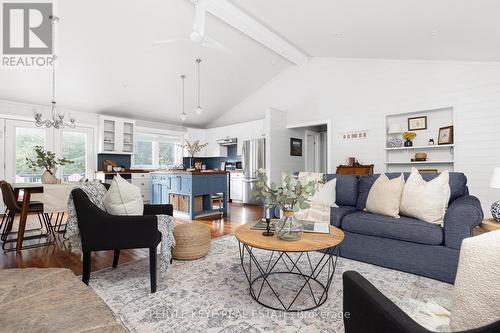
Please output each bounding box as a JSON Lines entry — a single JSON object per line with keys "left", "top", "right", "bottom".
{"left": 342, "top": 271, "right": 500, "bottom": 333}
{"left": 71, "top": 188, "right": 173, "bottom": 293}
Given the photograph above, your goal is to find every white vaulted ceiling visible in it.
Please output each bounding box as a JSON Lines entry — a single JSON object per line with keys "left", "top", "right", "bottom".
{"left": 230, "top": 0, "right": 500, "bottom": 62}
{"left": 1, "top": 0, "right": 499, "bottom": 128}
{"left": 0, "top": 0, "right": 291, "bottom": 127}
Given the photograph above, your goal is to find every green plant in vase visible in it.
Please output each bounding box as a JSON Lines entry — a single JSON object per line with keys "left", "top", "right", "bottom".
{"left": 178, "top": 140, "right": 208, "bottom": 169}
{"left": 26, "top": 145, "right": 74, "bottom": 184}
{"left": 253, "top": 169, "right": 317, "bottom": 241}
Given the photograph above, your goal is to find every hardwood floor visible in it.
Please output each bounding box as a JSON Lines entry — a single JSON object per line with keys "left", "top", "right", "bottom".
{"left": 0, "top": 203, "right": 263, "bottom": 275}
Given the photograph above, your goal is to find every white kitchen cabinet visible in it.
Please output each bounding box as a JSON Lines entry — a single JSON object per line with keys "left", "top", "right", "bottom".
{"left": 131, "top": 173, "right": 151, "bottom": 203}
{"left": 185, "top": 118, "right": 265, "bottom": 158}
{"left": 230, "top": 172, "right": 243, "bottom": 202}
{"left": 98, "top": 116, "right": 135, "bottom": 154}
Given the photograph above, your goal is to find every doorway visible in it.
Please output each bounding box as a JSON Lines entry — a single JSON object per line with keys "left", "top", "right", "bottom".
{"left": 286, "top": 120, "right": 330, "bottom": 173}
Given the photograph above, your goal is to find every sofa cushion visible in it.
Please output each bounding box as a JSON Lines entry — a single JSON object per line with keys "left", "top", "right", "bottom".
{"left": 357, "top": 172, "right": 467, "bottom": 210}
{"left": 342, "top": 211, "right": 444, "bottom": 245}
{"left": 330, "top": 205, "right": 358, "bottom": 227}
{"left": 324, "top": 174, "right": 359, "bottom": 206}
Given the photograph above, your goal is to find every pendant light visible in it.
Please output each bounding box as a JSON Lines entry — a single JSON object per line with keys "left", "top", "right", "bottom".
{"left": 34, "top": 15, "right": 75, "bottom": 129}
{"left": 195, "top": 59, "right": 202, "bottom": 115}
{"left": 179, "top": 75, "right": 187, "bottom": 121}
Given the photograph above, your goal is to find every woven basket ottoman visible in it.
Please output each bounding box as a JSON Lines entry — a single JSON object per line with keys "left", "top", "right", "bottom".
{"left": 172, "top": 224, "right": 211, "bottom": 260}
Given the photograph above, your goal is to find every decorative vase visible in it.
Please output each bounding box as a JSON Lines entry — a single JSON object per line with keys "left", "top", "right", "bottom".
{"left": 387, "top": 137, "right": 403, "bottom": 148}
{"left": 404, "top": 139, "right": 413, "bottom": 147}
{"left": 275, "top": 210, "right": 303, "bottom": 241}
{"left": 491, "top": 201, "right": 500, "bottom": 222}
{"left": 41, "top": 169, "right": 60, "bottom": 184}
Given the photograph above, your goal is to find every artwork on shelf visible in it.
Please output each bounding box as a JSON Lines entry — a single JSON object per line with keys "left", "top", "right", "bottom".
{"left": 290, "top": 138, "right": 303, "bottom": 156}
{"left": 408, "top": 116, "right": 427, "bottom": 131}
{"left": 438, "top": 126, "right": 454, "bottom": 145}
{"left": 418, "top": 169, "right": 438, "bottom": 174}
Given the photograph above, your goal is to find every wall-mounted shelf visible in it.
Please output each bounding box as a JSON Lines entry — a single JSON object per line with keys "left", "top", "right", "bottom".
{"left": 385, "top": 107, "right": 454, "bottom": 173}
{"left": 385, "top": 160, "right": 455, "bottom": 165}
{"left": 385, "top": 144, "right": 454, "bottom": 151}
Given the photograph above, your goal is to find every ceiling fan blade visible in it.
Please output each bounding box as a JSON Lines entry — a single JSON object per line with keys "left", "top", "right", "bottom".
{"left": 152, "top": 39, "right": 189, "bottom": 46}
{"left": 201, "top": 36, "right": 232, "bottom": 53}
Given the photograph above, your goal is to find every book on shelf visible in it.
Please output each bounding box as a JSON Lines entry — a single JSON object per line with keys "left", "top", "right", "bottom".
{"left": 252, "top": 219, "right": 330, "bottom": 234}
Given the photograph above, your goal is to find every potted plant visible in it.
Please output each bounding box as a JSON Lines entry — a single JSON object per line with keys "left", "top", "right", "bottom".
{"left": 178, "top": 140, "right": 208, "bottom": 169}
{"left": 253, "top": 169, "right": 317, "bottom": 241}
{"left": 402, "top": 131, "right": 416, "bottom": 147}
{"left": 26, "top": 146, "right": 74, "bottom": 184}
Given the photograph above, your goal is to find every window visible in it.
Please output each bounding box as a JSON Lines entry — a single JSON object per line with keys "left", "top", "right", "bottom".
{"left": 134, "top": 140, "right": 154, "bottom": 167}
{"left": 133, "top": 131, "right": 182, "bottom": 168}
{"left": 62, "top": 131, "right": 87, "bottom": 182}
{"left": 15, "top": 127, "right": 46, "bottom": 183}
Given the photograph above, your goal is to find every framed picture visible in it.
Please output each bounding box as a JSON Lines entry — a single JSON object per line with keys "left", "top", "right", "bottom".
{"left": 290, "top": 138, "right": 302, "bottom": 156}
{"left": 438, "top": 126, "right": 454, "bottom": 145}
{"left": 408, "top": 116, "right": 427, "bottom": 131}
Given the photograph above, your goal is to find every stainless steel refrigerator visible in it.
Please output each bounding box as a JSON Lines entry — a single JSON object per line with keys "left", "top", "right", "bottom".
{"left": 242, "top": 138, "right": 266, "bottom": 205}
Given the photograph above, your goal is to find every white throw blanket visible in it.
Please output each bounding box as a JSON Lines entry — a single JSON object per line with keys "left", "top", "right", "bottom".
{"left": 450, "top": 230, "right": 500, "bottom": 331}
{"left": 66, "top": 180, "right": 175, "bottom": 274}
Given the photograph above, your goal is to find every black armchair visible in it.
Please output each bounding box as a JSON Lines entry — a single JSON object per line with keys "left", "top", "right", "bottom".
{"left": 343, "top": 271, "right": 500, "bottom": 333}
{"left": 71, "top": 188, "right": 173, "bottom": 293}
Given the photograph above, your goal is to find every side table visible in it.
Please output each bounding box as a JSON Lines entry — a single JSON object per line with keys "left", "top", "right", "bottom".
{"left": 473, "top": 218, "right": 500, "bottom": 236}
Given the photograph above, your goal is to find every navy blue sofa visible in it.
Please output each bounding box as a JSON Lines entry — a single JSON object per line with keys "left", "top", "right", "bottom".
{"left": 325, "top": 172, "right": 483, "bottom": 284}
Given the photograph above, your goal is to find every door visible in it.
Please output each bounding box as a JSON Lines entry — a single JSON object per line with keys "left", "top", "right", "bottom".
{"left": 56, "top": 126, "right": 95, "bottom": 181}
{"left": 305, "top": 131, "right": 320, "bottom": 173}
{"left": 5, "top": 119, "right": 53, "bottom": 183}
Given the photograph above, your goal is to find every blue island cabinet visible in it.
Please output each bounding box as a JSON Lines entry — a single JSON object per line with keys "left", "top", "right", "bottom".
{"left": 151, "top": 171, "right": 228, "bottom": 219}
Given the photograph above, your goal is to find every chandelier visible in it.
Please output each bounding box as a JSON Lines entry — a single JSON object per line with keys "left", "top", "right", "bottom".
{"left": 34, "top": 15, "right": 75, "bottom": 129}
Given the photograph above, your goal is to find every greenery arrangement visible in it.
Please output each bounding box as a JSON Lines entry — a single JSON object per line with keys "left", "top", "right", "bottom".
{"left": 402, "top": 131, "right": 416, "bottom": 140}
{"left": 26, "top": 145, "right": 73, "bottom": 175}
{"left": 178, "top": 139, "right": 208, "bottom": 158}
{"left": 253, "top": 169, "right": 317, "bottom": 212}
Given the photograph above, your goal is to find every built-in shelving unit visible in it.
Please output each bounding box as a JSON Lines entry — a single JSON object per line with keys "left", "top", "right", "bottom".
{"left": 385, "top": 107, "right": 454, "bottom": 173}
{"left": 98, "top": 116, "right": 136, "bottom": 154}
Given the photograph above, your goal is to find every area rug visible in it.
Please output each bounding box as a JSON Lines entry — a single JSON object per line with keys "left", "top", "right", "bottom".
{"left": 89, "top": 235, "right": 453, "bottom": 333}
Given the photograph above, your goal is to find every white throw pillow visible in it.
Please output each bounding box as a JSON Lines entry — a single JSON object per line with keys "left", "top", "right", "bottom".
{"left": 400, "top": 168, "right": 450, "bottom": 225}
{"left": 365, "top": 173, "right": 405, "bottom": 218}
{"left": 104, "top": 174, "right": 144, "bottom": 215}
{"left": 310, "top": 178, "right": 338, "bottom": 207}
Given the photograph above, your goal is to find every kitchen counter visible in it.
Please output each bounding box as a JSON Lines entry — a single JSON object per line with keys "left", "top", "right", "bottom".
{"left": 151, "top": 170, "right": 228, "bottom": 175}
{"left": 96, "top": 169, "right": 153, "bottom": 174}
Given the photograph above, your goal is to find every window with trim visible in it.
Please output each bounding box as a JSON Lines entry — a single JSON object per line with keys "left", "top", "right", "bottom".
{"left": 133, "top": 132, "right": 182, "bottom": 168}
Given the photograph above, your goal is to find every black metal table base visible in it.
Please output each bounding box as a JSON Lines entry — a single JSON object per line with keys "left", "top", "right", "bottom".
{"left": 238, "top": 242, "right": 339, "bottom": 312}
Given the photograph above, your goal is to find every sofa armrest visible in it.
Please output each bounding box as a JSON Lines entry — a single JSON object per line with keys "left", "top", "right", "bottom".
{"left": 444, "top": 195, "right": 483, "bottom": 249}
{"left": 343, "top": 271, "right": 430, "bottom": 333}
{"left": 144, "top": 204, "right": 173, "bottom": 217}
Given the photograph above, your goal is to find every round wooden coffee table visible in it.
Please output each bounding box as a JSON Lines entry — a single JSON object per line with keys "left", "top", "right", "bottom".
{"left": 235, "top": 222, "right": 344, "bottom": 312}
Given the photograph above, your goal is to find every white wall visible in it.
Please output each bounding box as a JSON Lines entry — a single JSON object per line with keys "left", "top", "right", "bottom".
{"left": 219, "top": 58, "right": 500, "bottom": 216}
{"left": 265, "top": 108, "right": 305, "bottom": 185}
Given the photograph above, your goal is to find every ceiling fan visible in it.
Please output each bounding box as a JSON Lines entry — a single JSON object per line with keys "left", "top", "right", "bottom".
{"left": 153, "top": 0, "right": 232, "bottom": 53}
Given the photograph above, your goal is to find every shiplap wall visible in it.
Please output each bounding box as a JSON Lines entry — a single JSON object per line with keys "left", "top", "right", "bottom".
{"left": 265, "top": 108, "right": 305, "bottom": 185}
{"left": 220, "top": 58, "right": 500, "bottom": 216}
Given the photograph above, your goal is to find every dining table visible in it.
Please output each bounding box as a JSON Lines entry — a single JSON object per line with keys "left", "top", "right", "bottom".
{"left": 12, "top": 183, "right": 44, "bottom": 252}
{"left": 12, "top": 182, "right": 78, "bottom": 252}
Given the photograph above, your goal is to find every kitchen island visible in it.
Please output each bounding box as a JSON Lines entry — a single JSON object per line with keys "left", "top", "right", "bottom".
{"left": 151, "top": 170, "right": 228, "bottom": 219}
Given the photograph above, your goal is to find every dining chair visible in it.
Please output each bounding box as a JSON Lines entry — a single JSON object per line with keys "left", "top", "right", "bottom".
{"left": 0, "top": 181, "right": 54, "bottom": 251}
